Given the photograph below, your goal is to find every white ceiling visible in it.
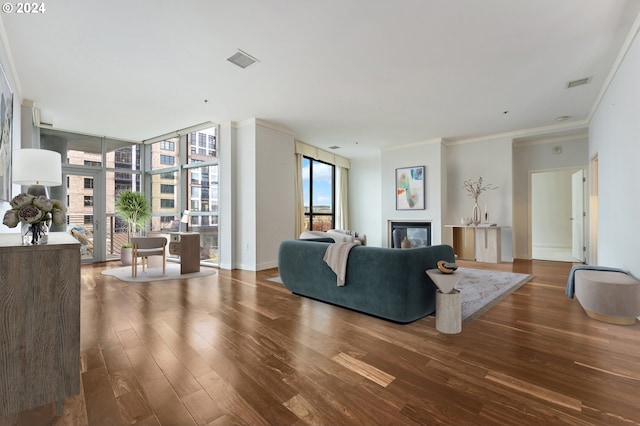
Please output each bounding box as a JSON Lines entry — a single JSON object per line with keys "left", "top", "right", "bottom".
{"left": 1, "top": 0, "right": 639, "bottom": 158}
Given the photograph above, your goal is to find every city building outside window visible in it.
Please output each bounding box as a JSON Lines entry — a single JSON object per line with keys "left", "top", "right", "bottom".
{"left": 160, "top": 140, "right": 175, "bottom": 151}
{"left": 160, "top": 199, "right": 175, "bottom": 209}
{"left": 160, "top": 184, "right": 174, "bottom": 194}
{"left": 160, "top": 154, "right": 174, "bottom": 165}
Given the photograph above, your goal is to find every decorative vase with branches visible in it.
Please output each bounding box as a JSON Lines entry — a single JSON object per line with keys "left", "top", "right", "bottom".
{"left": 463, "top": 177, "right": 497, "bottom": 225}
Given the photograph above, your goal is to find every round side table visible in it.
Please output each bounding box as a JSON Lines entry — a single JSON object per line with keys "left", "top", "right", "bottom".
{"left": 426, "top": 269, "right": 464, "bottom": 334}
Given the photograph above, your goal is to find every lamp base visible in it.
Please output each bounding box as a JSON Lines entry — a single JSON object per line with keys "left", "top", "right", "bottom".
{"left": 26, "top": 185, "right": 48, "bottom": 197}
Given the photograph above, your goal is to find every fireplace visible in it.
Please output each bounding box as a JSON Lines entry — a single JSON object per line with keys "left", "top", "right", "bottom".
{"left": 389, "top": 221, "right": 432, "bottom": 248}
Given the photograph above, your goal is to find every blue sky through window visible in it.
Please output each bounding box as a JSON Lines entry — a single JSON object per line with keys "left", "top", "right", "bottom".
{"left": 302, "top": 158, "right": 333, "bottom": 209}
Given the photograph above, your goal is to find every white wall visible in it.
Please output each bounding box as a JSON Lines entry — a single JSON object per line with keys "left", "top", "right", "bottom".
{"left": 223, "top": 118, "right": 295, "bottom": 271}
{"left": 512, "top": 138, "right": 588, "bottom": 258}
{"left": 380, "top": 139, "right": 444, "bottom": 247}
{"left": 590, "top": 27, "right": 640, "bottom": 276}
{"left": 531, "top": 170, "right": 572, "bottom": 249}
{"left": 233, "top": 120, "right": 257, "bottom": 270}
{"left": 0, "top": 35, "right": 22, "bottom": 233}
{"left": 445, "top": 138, "right": 513, "bottom": 261}
{"left": 348, "top": 153, "right": 382, "bottom": 246}
{"left": 255, "top": 121, "right": 295, "bottom": 270}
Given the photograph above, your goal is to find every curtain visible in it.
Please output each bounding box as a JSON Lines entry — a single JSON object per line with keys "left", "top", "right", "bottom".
{"left": 294, "top": 153, "right": 304, "bottom": 237}
{"left": 337, "top": 166, "right": 349, "bottom": 230}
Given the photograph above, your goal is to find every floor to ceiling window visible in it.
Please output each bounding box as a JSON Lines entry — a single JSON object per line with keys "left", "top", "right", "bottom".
{"left": 38, "top": 123, "right": 218, "bottom": 265}
{"left": 148, "top": 136, "right": 180, "bottom": 230}
{"left": 185, "top": 128, "right": 219, "bottom": 264}
{"left": 147, "top": 125, "right": 219, "bottom": 265}
{"left": 302, "top": 156, "right": 335, "bottom": 231}
{"left": 40, "top": 129, "right": 142, "bottom": 262}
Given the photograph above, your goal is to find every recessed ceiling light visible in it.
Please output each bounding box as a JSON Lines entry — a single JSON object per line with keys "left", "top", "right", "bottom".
{"left": 328, "top": 145, "right": 340, "bottom": 150}
{"left": 556, "top": 115, "right": 570, "bottom": 121}
{"left": 227, "top": 49, "right": 259, "bottom": 69}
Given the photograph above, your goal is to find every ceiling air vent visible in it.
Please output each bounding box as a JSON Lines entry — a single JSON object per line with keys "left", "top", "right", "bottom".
{"left": 227, "top": 49, "right": 259, "bottom": 69}
{"left": 566, "top": 77, "right": 591, "bottom": 89}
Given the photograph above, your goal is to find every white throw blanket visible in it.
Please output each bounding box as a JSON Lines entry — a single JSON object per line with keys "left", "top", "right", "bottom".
{"left": 323, "top": 242, "right": 357, "bottom": 286}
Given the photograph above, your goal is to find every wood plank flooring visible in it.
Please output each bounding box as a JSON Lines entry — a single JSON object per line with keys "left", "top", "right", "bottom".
{"left": 2, "top": 259, "right": 640, "bottom": 425}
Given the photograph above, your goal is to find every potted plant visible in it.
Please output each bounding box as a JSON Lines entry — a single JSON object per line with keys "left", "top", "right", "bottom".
{"left": 114, "top": 190, "right": 151, "bottom": 265}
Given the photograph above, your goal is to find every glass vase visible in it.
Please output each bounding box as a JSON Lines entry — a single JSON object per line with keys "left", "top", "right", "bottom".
{"left": 22, "top": 221, "right": 49, "bottom": 245}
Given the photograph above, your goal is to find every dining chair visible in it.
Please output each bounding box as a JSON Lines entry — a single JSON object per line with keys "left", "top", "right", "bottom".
{"left": 131, "top": 237, "right": 167, "bottom": 277}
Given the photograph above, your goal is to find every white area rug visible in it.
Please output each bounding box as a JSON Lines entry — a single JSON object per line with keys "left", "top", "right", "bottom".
{"left": 267, "top": 268, "right": 532, "bottom": 322}
{"left": 457, "top": 267, "right": 532, "bottom": 321}
{"left": 102, "top": 263, "right": 216, "bottom": 283}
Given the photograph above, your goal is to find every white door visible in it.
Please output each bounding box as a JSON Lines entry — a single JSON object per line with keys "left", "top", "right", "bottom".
{"left": 571, "top": 170, "right": 585, "bottom": 261}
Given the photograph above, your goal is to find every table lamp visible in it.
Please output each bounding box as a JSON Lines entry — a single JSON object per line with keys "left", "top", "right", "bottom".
{"left": 12, "top": 149, "right": 62, "bottom": 197}
{"left": 180, "top": 210, "right": 190, "bottom": 232}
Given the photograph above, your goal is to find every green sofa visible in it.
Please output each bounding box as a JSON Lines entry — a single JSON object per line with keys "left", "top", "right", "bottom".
{"left": 277, "top": 239, "right": 455, "bottom": 323}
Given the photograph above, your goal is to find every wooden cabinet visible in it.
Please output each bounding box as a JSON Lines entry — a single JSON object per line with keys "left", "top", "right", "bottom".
{"left": 168, "top": 232, "right": 200, "bottom": 274}
{"left": 0, "top": 233, "right": 81, "bottom": 416}
{"left": 451, "top": 226, "right": 475, "bottom": 260}
{"left": 446, "top": 225, "right": 509, "bottom": 263}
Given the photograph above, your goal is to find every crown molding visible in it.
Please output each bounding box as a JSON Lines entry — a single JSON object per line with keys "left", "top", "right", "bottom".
{"left": 445, "top": 119, "right": 589, "bottom": 146}
{"left": 512, "top": 131, "right": 589, "bottom": 148}
{"left": 232, "top": 118, "right": 295, "bottom": 136}
{"left": 381, "top": 137, "right": 443, "bottom": 152}
{"left": 589, "top": 10, "right": 640, "bottom": 120}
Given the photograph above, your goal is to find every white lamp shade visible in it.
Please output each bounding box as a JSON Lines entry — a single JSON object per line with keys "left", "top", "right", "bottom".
{"left": 12, "top": 149, "right": 62, "bottom": 186}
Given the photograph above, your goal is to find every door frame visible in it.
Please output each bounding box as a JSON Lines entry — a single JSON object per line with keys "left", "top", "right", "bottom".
{"left": 588, "top": 154, "right": 598, "bottom": 265}
{"left": 570, "top": 169, "right": 585, "bottom": 262}
{"left": 528, "top": 166, "right": 587, "bottom": 262}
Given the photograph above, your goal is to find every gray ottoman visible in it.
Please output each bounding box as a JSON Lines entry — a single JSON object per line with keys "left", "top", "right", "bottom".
{"left": 574, "top": 270, "right": 640, "bottom": 325}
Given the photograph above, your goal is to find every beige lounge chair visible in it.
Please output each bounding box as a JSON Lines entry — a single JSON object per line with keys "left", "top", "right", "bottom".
{"left": 131, "top": 237, "right": 167, "bottom": 277}
{"left": 71, "top": 228, "right": 94, "bottom": 255}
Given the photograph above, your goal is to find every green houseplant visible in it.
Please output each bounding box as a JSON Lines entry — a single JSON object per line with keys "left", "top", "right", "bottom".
{"left": 114, "top": 190, "right": 151, "bottom": 264}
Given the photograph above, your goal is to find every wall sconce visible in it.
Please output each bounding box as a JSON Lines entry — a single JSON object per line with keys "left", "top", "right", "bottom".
{"left": 180, "top": 210, "right": 190, "bottom": 232}
{"left": 12, "top": 149, "right": 62, "bottom": 196}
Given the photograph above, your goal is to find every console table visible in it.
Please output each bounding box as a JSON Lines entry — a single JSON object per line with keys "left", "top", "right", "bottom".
{"left": 168, "top": 232, "right": 200, "bottom": 274}
{"left": 0, "top": 233, "right": 80, "bottom": 416}
{"left": 445, "top": 225, "right": 510, "bottom": 263}
{"left": 149, "top": 231, "right": 200, "bottom": 274}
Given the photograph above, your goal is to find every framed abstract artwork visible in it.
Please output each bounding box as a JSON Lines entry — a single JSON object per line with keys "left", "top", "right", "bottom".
{"left": 0, "top": 63, "right": 13, "bottom": 202}
{"left": 396, "top": 166, "right": 425, "bottom": 210}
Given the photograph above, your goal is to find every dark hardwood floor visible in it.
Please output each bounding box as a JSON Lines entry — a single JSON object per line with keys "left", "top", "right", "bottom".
{"left": 2, "top": 259, "right": 640, "bottom": 425}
